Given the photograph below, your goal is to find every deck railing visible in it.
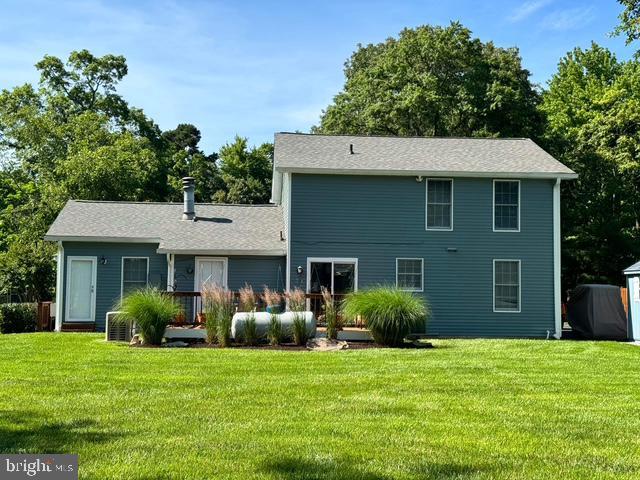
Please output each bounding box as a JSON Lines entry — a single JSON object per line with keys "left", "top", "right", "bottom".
{"left": 166, "top": 291, "right": 350, "bottom": 326}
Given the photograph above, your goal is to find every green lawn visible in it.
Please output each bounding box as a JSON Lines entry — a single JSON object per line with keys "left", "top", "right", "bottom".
{"left": 0, "top": 334, "right": 639, "bottom": 479}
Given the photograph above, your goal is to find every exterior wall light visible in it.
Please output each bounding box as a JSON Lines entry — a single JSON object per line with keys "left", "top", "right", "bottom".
{"left": 297, "top": 266, "right": 304, "bottom": 275}
{"left": 99, "top": 256, "right": 108, "bottom": 265}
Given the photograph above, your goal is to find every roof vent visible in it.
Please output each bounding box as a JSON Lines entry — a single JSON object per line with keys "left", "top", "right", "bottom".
{"left": 182, "top": 177, "right": 195, "bottom": 221}
{"left": 349, "top": 143, "right": 354, "bottom": 154}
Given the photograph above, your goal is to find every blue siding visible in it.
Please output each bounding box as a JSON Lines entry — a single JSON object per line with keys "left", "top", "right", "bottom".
{"left": 61, "top": 242, "right": 167, "bottom": 331}
{"left": 173, "top": 255, "right": 286, "bottom": 292}
{"left": 289, "top": 174, "right": 555, "bottom": 338}
{"left": 61, "top": 243, "right": 285, "bottom": 331}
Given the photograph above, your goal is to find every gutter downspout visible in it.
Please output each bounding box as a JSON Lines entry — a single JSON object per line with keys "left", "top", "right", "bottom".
{"left": 166, "top": 253, "right": 175, "bottom": 291}
{"left": 54, "top": 242, "right": 64, "bottom": 332}
{"left": 553, "top": 178, "right": 562, "bottom": 339}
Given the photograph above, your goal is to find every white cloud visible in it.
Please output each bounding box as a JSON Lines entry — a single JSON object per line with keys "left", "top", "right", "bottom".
{"left": 541, "top": 6, "right": 596, "bottom": 31}
{"left": 508, "top": 0, "right": 553, "bottom": 22}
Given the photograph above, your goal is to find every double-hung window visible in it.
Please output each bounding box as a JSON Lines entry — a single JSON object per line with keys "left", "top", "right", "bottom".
{"left": 122, "top": 257, "right": 149, "bottom": 297}
{"left": 493, "top": 260, "right": 521, "bottom": 312}
{"left": 493, "top": 180, "right": 520, "bottom": 231}
{"left": 396, "top": 258, "right": 424, "bottom": 292}
{"left": 426, "top": 179, "right": 453, "bottom": 230}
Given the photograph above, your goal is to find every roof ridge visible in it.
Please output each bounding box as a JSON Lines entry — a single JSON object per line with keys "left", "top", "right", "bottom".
{"left": 275, "top": 132, "right": 530, "bottom": 141}
{"left": 69, "top": 200, "right": 279, "bottom": 207}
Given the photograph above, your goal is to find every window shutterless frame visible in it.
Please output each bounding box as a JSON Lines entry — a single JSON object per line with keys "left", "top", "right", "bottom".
{"left": 395, "top": 258, "right": 424, "bottom": 292}
{"left": 121, "top": 256, "right": 149, "bottom": 298}
{"left": 492, "top": 179, "right": 520, "bottom": 232}
{"left": 493, "top": 259, "right": 521, "bottom": 313}
{"left": 425, "top": 178, "right": 453, "bottom": 231}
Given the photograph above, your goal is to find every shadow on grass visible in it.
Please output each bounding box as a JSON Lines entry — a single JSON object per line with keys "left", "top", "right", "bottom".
{"left": 0, "top": 410, "right": 123, "bottom": 453}
{"left": 261, "top": 455, "right": 487, "bottom": 479}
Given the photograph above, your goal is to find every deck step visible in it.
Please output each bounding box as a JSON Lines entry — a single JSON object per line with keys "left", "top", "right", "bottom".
{"left": 61, "top": 323, "right": 96, "bottom": 332}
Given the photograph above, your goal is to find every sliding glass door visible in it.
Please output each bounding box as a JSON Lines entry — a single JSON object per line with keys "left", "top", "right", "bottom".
{"left": 307, "top": 258, "right": 357, "bottom": 295}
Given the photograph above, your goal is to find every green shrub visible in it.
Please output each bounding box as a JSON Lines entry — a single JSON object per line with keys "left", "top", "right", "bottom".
{"left": 115, "top": 288, "right": 180, "bottom": 345}
{"left": 341, "top": 287, "right": 429, "bottom": 346}
{"left": 267, "top": 313, "right": 283, "bottom": 346}
{"left": 322, "top": 287, "right": 341, "bottom": 341}
{"left": 0, "top": 303, "right": 37, "bottom": 334}
{"left": 292, "top": 313, "right": 308, "bottom": 346}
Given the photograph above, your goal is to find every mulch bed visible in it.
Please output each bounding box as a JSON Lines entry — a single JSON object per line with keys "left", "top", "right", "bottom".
{"left": 131, "top": 340, "right": 433, "bottom": 350}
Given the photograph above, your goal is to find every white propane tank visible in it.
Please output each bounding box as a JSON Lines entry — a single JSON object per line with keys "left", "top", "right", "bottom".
{"left": 231, "top": 311, "right": 316, "bottom": 340}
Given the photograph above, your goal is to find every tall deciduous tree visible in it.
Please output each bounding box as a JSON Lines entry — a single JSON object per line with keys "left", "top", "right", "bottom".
{"left": 214, "top": 136, "right": 273, "bottom": 204}
{"left": 541, "top": 43, "right": 640, "bottom": 288}
{"left": 315, "top": 22, "right": 543, "bottom": 139}
{"left": 613, "top": 0, "right": 640, "bottom": 49}
{"left": 0, "top": 50, "right": 165, "bottom": 300}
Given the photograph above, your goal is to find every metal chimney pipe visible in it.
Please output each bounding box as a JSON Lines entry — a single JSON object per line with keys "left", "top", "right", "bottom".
{"left": 182, "top": 177, "right": 195, "bottom": 220}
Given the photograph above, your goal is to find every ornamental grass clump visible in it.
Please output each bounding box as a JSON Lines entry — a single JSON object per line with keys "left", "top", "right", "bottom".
{"left": 287, "top": 288, "right": 308, "bottom": 345}
{"left": 238, "top": 285, "right": 258, "bottom": 346}
{"left": 341, "top": 286, "right": 429, "bottom": 346}
{"left": 267, "top": 313, "right": 284, "bottom": 346}
{"left": 201, "top": 284, "right": 235, "bottom": 347}
{"left": 115, "top": 287, "right": 180, "bottom": 345}
{"left": 262, "top": 287, "right": 282, "bottom": 312}
{"left": 322, "top": 287, "right": 341, "bottom": 341}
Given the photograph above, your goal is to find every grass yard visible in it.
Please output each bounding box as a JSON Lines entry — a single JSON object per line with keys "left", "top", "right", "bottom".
{"left": 0, "top": 334, "right": 639, "bottom": 479}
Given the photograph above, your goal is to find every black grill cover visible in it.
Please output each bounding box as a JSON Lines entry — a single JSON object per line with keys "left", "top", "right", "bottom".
{"left": 567, "top": 284, "right": 627, "bottom": 340}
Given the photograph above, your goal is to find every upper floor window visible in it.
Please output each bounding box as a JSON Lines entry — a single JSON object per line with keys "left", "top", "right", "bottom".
{"left": 122, "top": 257, "right": 148, "bottom": 297}
{"left": 493, "top": 180, "right": 520, "bottom": 231}
{"left": 396, "top": 258, "right": 424, "bottom": 292}
{"left": 426, "top": 179, "right": 453, "bottom": 230}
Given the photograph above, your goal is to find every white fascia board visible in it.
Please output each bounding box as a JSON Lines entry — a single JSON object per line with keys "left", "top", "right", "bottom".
{"left": 156, "top": 248, "right": 286, "bottom": 256}
{"left": 275, "top": 167, "right": 578, "bottom": 180}
{"left": 44, "top": 235, "right": 161, "bottom": 244}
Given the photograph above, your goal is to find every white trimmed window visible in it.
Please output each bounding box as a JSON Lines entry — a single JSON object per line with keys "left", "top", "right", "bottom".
{"left": 426, "top": 179, "right": 453, "bottom": 230}
{"left": 493, "top": 180, "right": 520, "bottom": 231}
{"left": 396, "top": 258, "right": 424, "bottom": 292}
{"left": 122, "top": 257, "right": 149, "bottom": 297}
{"left": 493, "top": 260, "right": 520, "bottom": 312}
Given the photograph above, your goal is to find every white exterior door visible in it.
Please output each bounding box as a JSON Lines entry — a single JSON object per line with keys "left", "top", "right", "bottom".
{"left": 65, "top": 256, "right": 97, "bottom": 322}
{"left": 194, "top": 257, "right": 228, "bottom": 291}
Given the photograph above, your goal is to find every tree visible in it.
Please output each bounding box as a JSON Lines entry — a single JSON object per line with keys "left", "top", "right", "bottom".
{"left": 315, "top": 22, "right": 543, "bottom": 139}
{"left": 613, "top": 0, "right": 640, "bottom": 49}
{"left": 541, "top": 43, "right": 640, "bottom": 288}
{"left": 0, "top": 50, "right": 166, "bottom": 300}
{"left": 213, "top": 136, "right": 272, "bottom": 204}
{"left": 161, "top": 124, "right": 222, "bottom": 202}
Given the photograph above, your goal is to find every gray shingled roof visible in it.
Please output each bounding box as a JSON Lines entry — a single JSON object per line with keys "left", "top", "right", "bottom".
{"left": 45, "top": 200, "right": 286, "bottom": 255}
{"left": 624, "top": 261, "right": 640, "bottom": 275}
{"left": 274, "top": 133, "right": 577, "bottom": 178}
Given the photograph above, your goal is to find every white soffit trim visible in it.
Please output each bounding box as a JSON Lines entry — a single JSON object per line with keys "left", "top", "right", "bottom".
{"left": 44, "top": 235, "right": 161, "bottom": 243}
{"left": 156, "top": 248, "right": 286, "bottom": 256}
{"left": 275, "top": 167, "right": 578, "bottom": 180}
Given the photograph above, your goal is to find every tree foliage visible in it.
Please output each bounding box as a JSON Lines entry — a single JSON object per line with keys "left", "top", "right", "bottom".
{"left": 0, "top": 50, "right": 268, "bottom": 300}
{"left": 315, "top": 22, "right": 543, "bottom": 138}
{"left": 213, "top": 136, "right": 272, "bottom": 204}
{"left": 613, "top": 0, "right": 640, "bottom": 49}
{"left": 541, "top": 43, "right": 640, "bottom": 287}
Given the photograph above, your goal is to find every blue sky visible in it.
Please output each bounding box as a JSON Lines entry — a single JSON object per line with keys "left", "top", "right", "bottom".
{"left": 0, "top": 0, "right": 631, "bottom": 152}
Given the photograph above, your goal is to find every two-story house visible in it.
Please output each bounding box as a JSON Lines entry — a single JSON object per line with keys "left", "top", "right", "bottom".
{"left": 45, "top": 133, "right": 577, "bottom": 338}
